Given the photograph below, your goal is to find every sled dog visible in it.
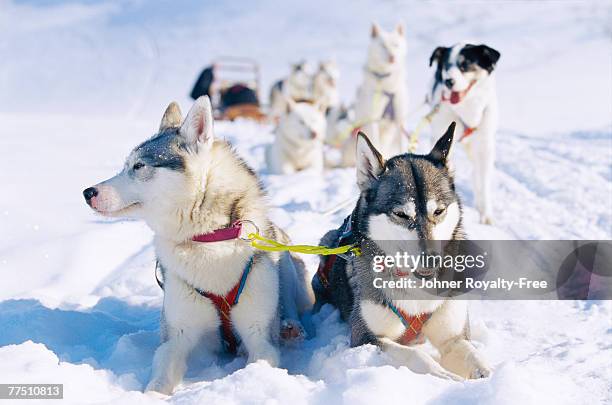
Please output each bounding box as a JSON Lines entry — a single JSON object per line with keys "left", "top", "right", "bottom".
{"left": 266, "top": 99, "right": 326, "bottom": 174}
{"left": 428, "top": 42, "right": 501, "bottom": 224}
{"left": 83, "top": 97, "right": 312, "bottom": 395}
{"left": 269, "top": 61, "right": 312, "bottom": 119}
{"left": 312, "top": 123, "right": 491, "bottom": 380}
{"left": 341, "top": 23, "right": 408, "bottom": 166}
{"left": 313, "top": 60, "right": 340, "bottom": 113}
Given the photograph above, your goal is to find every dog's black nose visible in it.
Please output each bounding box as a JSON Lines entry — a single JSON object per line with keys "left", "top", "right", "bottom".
{"left": 444, "top": 78, "right": 455, "bottom": 89}
{"left": 83, "top": 187, "right": 98, "bottom": 201}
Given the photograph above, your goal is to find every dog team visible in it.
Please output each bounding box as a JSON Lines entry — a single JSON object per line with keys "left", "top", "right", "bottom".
{"left": 83, "top": 22, "right": 500, "bottom": 395}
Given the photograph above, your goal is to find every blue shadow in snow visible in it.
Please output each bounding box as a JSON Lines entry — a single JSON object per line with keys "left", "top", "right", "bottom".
{"left": 0, "top": 298, "right": 160, "bottom": 365}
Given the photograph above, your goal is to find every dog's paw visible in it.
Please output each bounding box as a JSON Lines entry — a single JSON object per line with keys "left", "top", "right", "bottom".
{"left": 145, "top": 380, "right": 175, "bottom": 396}
{"left": 280, "top": 319, "right": 306, "bottom": 344}
{"left": 144, "top": 389, "right": 171, "bottom": 400}
{"left": 480, "top": 215, "right": 494, "bottom": 225}
{"left": 469, "top": 365, "right": 492, "bottom": 379}
{"left": 248, "top": 346, "right": 280, "bottom": 368}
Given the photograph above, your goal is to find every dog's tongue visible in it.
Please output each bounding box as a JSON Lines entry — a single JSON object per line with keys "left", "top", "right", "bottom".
{"left": 450, "top": 91, "right": 461, "bottom": 104}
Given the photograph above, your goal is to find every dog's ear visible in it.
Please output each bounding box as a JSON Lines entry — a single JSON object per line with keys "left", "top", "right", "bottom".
{"left": 429, "top": 46, "right": 448, "bottom": 67}
{"left": 159, "top": 101, "right": 182, "bottom": 131}
{"left": 356, "top": 132, "right": 385, "bottom": 191}
{"left": 429, "top": 122, "right": 456, "bottom": 165}
{"left": 181, "top": 96, "right": 214, "bottom": 150}
{"left": 371, "top": 23, "right": 380, "bottom": 38}
{"left": 395, "top": 23, "right": 404, "bottom": 36}
{"left": 471, "top": 45, "right": 500, "bottom": 73}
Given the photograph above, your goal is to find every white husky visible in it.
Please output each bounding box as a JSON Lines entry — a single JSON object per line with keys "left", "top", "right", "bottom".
{"left": 313, "top": 60, "right": 340, "bottom": 112}
{"left": 269, "top": 61, "right": 313, "bottom": 119}
{"left": 341, "top": 23, "right": 408, "bottom": 166}
{"left": 266, "top": 100, "right": 326, "bottom": 174}
{"left": 83, "top": 97, "right": 312, "bottom": 395}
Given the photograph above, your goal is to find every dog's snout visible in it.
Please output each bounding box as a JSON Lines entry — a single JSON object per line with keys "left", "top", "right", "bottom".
{"left": 444, "top": 78, "right": 455, "bottom": 89}
{"left": 83, "top": 187, "right": 98, "bottom": 202}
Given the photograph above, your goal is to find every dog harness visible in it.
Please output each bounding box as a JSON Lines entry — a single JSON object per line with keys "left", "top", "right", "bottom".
{"left": 194, "top": 256, "right": 253, "bottom": 354}
{"left": 387, "top": 300, "right": 431, "bottom": 345}
{"left": 316, "top": 214, "right": 354, "bottom": 289}
{"left": 155, "top": 221, "right": 255, "bottom": 354}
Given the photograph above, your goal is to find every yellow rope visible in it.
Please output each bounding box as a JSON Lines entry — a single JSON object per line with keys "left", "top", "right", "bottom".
{"left": 406, "top": 104, "right": 441, "bottom": 153}
{"left": 248, "top": 233, "right": 361, "bottom": 256}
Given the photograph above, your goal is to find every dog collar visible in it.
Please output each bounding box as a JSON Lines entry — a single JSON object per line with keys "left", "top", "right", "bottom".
{"left": 191, "top": 220, "right": 257, "bottom": 243}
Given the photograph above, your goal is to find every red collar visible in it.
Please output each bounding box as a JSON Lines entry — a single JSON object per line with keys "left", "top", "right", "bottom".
{"left": 192, "top": 221, "right": 244, "bottom": 243}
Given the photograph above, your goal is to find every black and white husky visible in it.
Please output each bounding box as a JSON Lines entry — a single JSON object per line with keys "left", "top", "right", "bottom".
{"left": 312, "top": 123, "right": 491, "bottom": 380}
{"left": 83, "top": 97, "right": 313, "bottom": 395}
{"left": 428, "top": 42, "right": 501, "bottom": 224}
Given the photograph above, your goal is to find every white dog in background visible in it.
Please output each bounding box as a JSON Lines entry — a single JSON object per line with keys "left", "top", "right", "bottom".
{"left": 341, "top": 23, "right": 408, "bottom": 166}
{"left": 269, "top": 61, "right": 313, "bottom": 119}
{"left": 428, "top": 42, "right": 501, "bottom": 224}
{"left": 313, "top": 60, "right": 340, "bottom": 113}
{"left": 266, "top": 99, "right": 326, "bottom": 174}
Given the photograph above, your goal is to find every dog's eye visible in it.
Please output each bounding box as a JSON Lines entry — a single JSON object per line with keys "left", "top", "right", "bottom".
{"left": 133, "top": 162, "right": 145, "bottom": 171}
{"left": 393, "top": 211, "right": 410, "bottom": 219}
{"left": 458, "top": 61, "right": 470, "bottom": 72}
{"left": 434, "top": 208, "right": 446, "bottom": 216}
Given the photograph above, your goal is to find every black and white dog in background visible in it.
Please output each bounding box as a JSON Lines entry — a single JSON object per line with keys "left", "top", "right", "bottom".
{"left": 428, "top": 43, "right": 501, "bottom": 225}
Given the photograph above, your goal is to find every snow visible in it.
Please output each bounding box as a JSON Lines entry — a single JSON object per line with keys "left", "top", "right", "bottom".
{"left": 0, "top": 1, "right": 611, "bottom": 404}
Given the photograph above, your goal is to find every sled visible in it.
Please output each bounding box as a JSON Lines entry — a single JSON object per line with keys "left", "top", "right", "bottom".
{"left": 191, "top": 57, "right": 267, "bottom": 123}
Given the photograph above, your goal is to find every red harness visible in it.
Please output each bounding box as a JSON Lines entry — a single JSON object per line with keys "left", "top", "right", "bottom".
{"left": 194, "top": 257, "right": 253, "bottom": 354}
{"left": 155, "top": 221, "right": 254, "bottom": 354}
{"left": 191, "top": 222, "right": 253, "bottom": 353}
{"left": 392, "top": 306, "right": 431, "bottom": 345}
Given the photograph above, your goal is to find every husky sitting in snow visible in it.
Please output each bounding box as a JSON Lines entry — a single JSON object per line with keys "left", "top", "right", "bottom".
{"left": 313, "top": 60, "right": 340, "bottom": 113}
{"left": 83, "top": 96, "right": 313, "bottom": 395}
{"left": 428, "top": 42, "right": 501, "bottom": 224}
{"left": 312, "top": 123, "right": 491, "bottom": 380}
{"left": 266, "top": 99, "right": 326, "bottom": 174}
{"left": 269, "top": 61, "right": 313, "bottom": 119}
{"left": 341, "top": 23, "right": 408, "bottom": 167}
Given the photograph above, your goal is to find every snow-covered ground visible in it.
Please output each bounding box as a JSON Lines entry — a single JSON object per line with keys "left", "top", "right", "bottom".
{"left": 0, "top": 1, "right": 611, "bottom": 404}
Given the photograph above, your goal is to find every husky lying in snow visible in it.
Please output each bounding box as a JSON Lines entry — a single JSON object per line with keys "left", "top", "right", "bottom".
{"left": 269, "top": 61, "right": 312, "bottom": 119}
{"left": 266, "top": 99, "right": 326, "bottom": 174}
{"left": 428, "top": 42, "right": 501, "bottom": 224}
{"left": 312, "top": 123, "right": 491, "bottom": 380}
{"left": 341, "top": 23, "right": 408, "bottom": 167}
{"left": 83, "top": 96, "right": 313, "bottom": 395}
{"left": 313, "top": 60, "right": 340, "bottom": 113}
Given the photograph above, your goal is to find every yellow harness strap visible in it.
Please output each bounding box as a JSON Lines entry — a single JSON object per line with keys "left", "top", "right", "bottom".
{"left": 248, "top": 233, "right": 361, "bottom": 257}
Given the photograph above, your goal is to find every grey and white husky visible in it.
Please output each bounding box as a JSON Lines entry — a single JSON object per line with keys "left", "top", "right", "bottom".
{"left": 312, "top": 122, "right": 491, "bottom": 380}
{"left": 83, "top": 96, "right": 313, "bottom": 395}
